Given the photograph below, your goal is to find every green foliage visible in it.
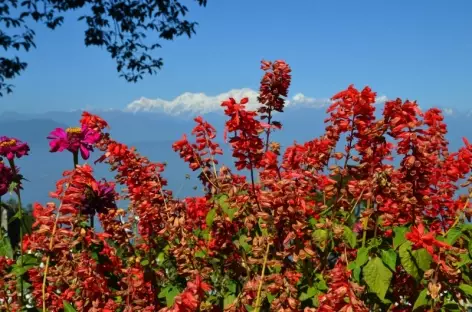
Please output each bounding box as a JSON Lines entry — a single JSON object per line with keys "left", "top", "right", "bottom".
{"left": 313, "top": 229, "right": 328, "bottom": 251}
{"left": 0, "top": 236, "right": 13, "bottom": 258}
{"left": 63, "top": 301, "right": 77, "bottom": 312}
{"left": 399, "top": 242, "right": 420, "bottom": 280}
{"left": 412, "top": 249, "right": 432, "bottom": 272}
{"left": 12, "top": 254, "right": 38, "bottom": 277}
{"left": 380, "top": 249, "right": 397, "bottom": 271}
{"left": 159, "top": 285, "right": 181, "bottom": 307}
{"left": 214, "top": 193, "right": 237, "bottom": 221}
{"left": 446, "top": 227, "right": 462, "bottom": 245}
{"left": 393, "top": 226, "right": 408, "bottom": 250}
{"left": 362, "top": 257, "right": 392, "bottom": 300}
{"left": 2, "top": 198, "right": 34, "bottom": 248}
{"left": 343, "top": 225, "right": 357, "bottom": 248}
{"left": 412, "top": 289, "right": 429, "bottom": 311}
{"left": 398, "top": 241, "right": 432, "bottom": 282}
{"left": 459, "top": 284, "right": 472, "bottom": 298}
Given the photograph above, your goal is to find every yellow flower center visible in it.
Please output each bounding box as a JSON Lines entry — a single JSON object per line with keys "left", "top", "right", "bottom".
{"left": 0, "top": 139, "right": 17, "bottom": 148}
{"left": 66, "top": 127, "right": 82, "bottom": 134}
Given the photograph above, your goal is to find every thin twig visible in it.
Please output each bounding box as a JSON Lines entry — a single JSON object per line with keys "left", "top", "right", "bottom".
{"left": 254, "top": 241, "right": 271, "bottom": 312}
{"left": 342, "top": 187, "right": 367, "bottom": 225}
{"left": 42, "top": 200, "right": 64, "bottom": 312}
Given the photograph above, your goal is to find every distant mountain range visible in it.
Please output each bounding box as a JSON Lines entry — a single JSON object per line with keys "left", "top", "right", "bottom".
{"left": 0, "top": 106, "right": 470, "bottom": 205}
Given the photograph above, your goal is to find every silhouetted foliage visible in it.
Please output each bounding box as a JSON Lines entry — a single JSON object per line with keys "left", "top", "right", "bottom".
{"left": 1, "top": 198, "right": 33, "bottom": 248}
{"left": 0, "top": 0, "right": 208, "bottom": 96}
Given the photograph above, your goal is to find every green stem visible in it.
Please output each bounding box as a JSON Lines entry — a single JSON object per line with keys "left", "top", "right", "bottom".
{"left": 264, "top": 110, "right": 273, "bottom": 153}
{"left": 373, "top": 216, "right": 379, "bottom": 239}
{"left": 254, "top": 242, "right": 271, "bottom": 312}
{"left": 73, "top": 152, "right": 84, "bottom": 224}
{"left": 361, "top": 200, "right": 371, "bottom": 248}
{"left": 8, "top": 158, "right": 25, "bottom": 304}
{"left": 73, "top": 151, "right": 79, "bottom": 168}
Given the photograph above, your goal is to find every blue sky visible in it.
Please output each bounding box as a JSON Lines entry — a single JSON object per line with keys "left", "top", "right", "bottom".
{"left": 1, "top": 0, "right": 471, "bottom": 113}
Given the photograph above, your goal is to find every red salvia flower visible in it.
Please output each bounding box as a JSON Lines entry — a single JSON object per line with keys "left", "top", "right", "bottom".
{"left": 317, "top": 262, "right": 368, "bottom": 312}
{"left": 6, "top": 61, "right": 472, "bottom": 312}
{"left": 80, "top": 111, "right": 109, "bottom": 132}
{"left": 258, "top": 60, "right": 292, "bottom": 149}
{"left": 222, "top": 97, "right": 264, "bottom": 170}
{"left": 405, "top": 223, "right": 451, "bottom": 260}
{"left": 162, "top": 275, "right": 211, "bottom": 312}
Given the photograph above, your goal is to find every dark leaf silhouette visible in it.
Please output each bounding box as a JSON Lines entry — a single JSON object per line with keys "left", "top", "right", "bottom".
{"left": 0, "top": 0, "right": 209, "bottom": 96}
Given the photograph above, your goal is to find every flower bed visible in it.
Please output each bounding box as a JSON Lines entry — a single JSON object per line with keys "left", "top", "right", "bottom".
{"left": 1, "top": 60, "right": 472, "bottom": 311}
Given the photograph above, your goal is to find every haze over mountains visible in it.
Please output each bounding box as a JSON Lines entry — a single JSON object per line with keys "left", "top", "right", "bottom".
{"left": 0, "top": 93, "right": 469, "bottom": 206}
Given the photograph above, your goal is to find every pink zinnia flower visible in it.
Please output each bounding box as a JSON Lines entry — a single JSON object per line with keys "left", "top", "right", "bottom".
{"left": 0, "top": 161, "right": 13, "bottom": 196}
{"left": 0, "top": 137, "right": 30, "bottom": 160}
{"left": 47, "top": 125, "right": 100, "bottom": 160}
{"left": 81, "top": 180, "right": 118, "bottom": 215}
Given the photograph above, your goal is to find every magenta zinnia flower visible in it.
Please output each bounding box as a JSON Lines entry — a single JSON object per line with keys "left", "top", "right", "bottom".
{"left": 0, "top": 161, "right": 13, "bottom": 196}
{"left": 47, "top": 125, "right": 100, "bottom": 160}
{"left": 81, "top": 180, "right": 118, "bottom": 215}
{"left": 0, "top": 137, "right": 30, "bottom": 160}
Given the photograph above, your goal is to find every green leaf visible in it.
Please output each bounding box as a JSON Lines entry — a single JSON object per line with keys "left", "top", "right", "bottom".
{"left": 63, "top": 301, "right": 77, "bottom": 312}
{"left": 8, "top": 181, "right": 18, "bottom": 194}
{"left": 347, "top": 249, "right": 365, "bottom": 282}
{"left": 299, "top": 286, "right": 317, "bottom": 301}
{"left": 343, "top": 226, "right": 357, "bottom": 248}
{"left": 355, "top": 247, "right": 369, "bottom": 267}
{"left": 90, "top": 250, "right": 99, "bottom": 261}
{"left": 399, "top": 242, "right": 420, "bottom": 280}
{"left": 12, "top": 254, "right": 38, "bottom": 276}
{"left": 456, "top": 253, "right": 472, "bottom": 267}
{"left": 468, "top": 239, "right": 472, "bottom": 258}
{"left": 206, "top": 208, "right": 217, "bottom": 227}
{"left": 446, "top": 227, "right": 462, "bottom": 245}
{"left": 158, "top": 285, "right": 180, "bottom": 306}
{"left": 17, "top": 280, "right": 31, "bottom": 299}
{"left": 267, "top": 293, "right": 276, "bottom": 304}
{"left": 352, "top": 267, "right": 361, "bottom": 282}
{"left": 0, "top": 236, "right": 13, "bottom": 258}
{"left": 226, "top": 280, "right": 237, "bottom": 294}
{"left": 218, "top": 194, "right": 238, "bottom": 221}
{"left": 381, "top": 249, "right": 397, "bottom": 271}
{"left": 202, "top": 228, "right": 210, "bottom": 241}
{"left": 258, "top": 218, "right": 269, "bottom": 236}
{"left": 461, "top": 224, "right": 472, "bottom": 232}
{"left": 313, "top": 229, "right": 328, "bottom": 251}
{"left": 316, "top": 274, "right": 328, "bottom": 291}
{"left": 195, "top": 250, "right": 206, "bottom": 258}
{"left": 140, "top": 259, "right": 149, "bottom": 266}
{"left": 441, "top": 303, "right": 461, "bottom": 312}
{"left": 8, "top": 210, "right": 22, "bottom": 224}
{"left": 22, "top": 254, "right": 38, "bottom": 266}
{"left": 459, "top": 284, "right": 472, "bottom": 298}
{"left": 238, "top": 235, "right": 251, "bottom": 253}
{"left": 393, "top": 226, "right": 408, "bottom": 249}
{"left": 216, "top": 194, "right": 229, "bottom": 205}
{"left": 412, "top": 248, "right": 432, "bottom": 272}
{"left": 156, "top": 252, "right": 165, "bottom": 265}
{"left": 224, "top": 294, "right": 237, "bottom": 308}
{"left": 362, "top": 257, "right": 392, "bottom": 300}
{"left": 412, "top": 289, "right": 429, "bottom": 311}
{"left": 368, "top": 236, "right": 382, "bottom": 249}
